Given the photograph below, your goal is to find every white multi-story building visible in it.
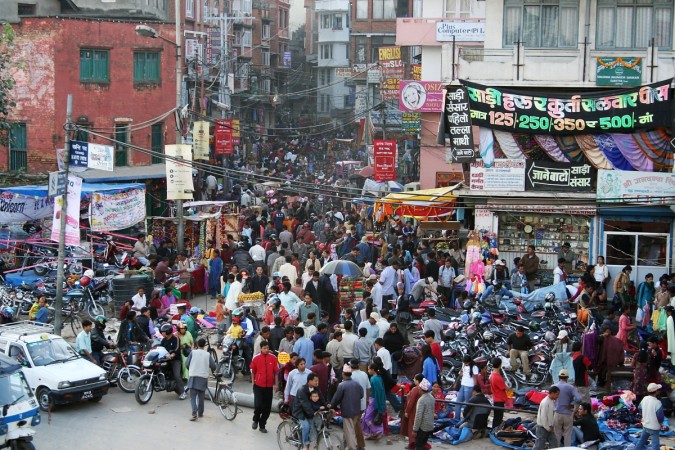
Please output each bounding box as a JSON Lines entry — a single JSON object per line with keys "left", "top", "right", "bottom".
{"left": 315, "top": 0, "right": 352, "bottom": 120}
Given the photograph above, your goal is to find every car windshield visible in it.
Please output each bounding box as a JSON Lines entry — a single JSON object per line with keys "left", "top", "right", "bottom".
{"left": 26, "top": 339, "right": 79, "bottom": 367}
{"left": 0, "top": 372, "right": 33, "bottom": 406}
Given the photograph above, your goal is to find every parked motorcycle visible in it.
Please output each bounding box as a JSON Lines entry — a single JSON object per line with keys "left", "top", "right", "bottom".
{"left": 135, "top": 347, "right": 179, "bottom": 404}
{"left": 101, "top": 350, "right": 144, "bottom": 393}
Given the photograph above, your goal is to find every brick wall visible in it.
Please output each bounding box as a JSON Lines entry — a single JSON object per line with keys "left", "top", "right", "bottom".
{"left": 2, "top": 18, "right": 179, "bottom": 174}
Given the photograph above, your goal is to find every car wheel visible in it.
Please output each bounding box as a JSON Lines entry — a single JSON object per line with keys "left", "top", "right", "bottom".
{"left": 36, "top": 387, "right": 52, "bottom": 412}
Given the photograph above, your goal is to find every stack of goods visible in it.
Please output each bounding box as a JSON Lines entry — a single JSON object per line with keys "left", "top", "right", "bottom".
{"left": 338, "top": 277, "right": 363, "bottom": 310}
{"left": 238, "top": 291, "right": 265, "bottom": 317}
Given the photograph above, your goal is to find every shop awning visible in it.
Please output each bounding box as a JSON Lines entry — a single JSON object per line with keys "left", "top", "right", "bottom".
{"left": 77, "top": 163, "right": 167, "bottom": 182}
{"left": 486, "top": 201, "right": 596, "bottom": 216}
{"left": 375, "top": 185, "right": 460, "bottom": 221}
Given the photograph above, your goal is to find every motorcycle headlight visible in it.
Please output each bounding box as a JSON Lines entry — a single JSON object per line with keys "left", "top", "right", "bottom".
{"left": 58, "top": 381, "right": 71, "bottom": 389}
{"left": 16, "top": 292, "right": 23, "bottom": 300}
{"left": 98, "top": 373, "right": 107, "bottom": 381}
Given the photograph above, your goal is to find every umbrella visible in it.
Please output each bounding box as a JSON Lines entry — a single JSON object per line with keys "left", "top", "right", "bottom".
{"left": 357, "top": 166, "right": 374, "bottom": 177}
{"left": 320, "top": 260, "right": 363, "bottom": 277}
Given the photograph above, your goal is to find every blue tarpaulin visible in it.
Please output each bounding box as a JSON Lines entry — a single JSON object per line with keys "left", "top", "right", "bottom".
{"left": 2, "top": 183, "right": 144, "bottom": 198}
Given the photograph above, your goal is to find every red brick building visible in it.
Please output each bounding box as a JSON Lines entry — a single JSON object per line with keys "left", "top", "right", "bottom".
{"left": 2, "top": 17, "right": 179, "bottom": 173}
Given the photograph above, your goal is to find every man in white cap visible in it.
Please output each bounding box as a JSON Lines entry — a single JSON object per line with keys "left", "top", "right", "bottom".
{"left": 359, "top": 312, "right": 381, "bottom": 340}
{"left": 369, "top": 274, "right": 383, "bottom": 310}
{"left": 636, "top": 383, "right": 665, "bottom": 450}
{"left": 554, "top": 330, "right": 571, "bottom": 354}
{"left": 413, "top": 378, "right": 435, "bottom": 450}
{"left": 330, "top": 364, "right": 364, "bottom": 450}
{"left": 553, "top": 369, "right": 582, "bottom": 447}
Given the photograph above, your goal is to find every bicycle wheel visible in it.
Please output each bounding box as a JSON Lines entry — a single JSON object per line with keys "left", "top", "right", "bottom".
{"left": 216, "top": 386, "right": 238, "bottom": 421}
{"left": 317, "top": 429, "right": 342, "bottom": 450}
{"left": 70, "top": 315, "right": 83, "bottom": 336}
{"left": 277, "top": 420, "right": 301, "bottom": 450}
{"left": 118, "top": 366, "right": 143, "bottom": 393}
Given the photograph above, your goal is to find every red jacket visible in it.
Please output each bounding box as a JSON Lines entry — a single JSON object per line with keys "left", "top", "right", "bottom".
{"left": 250, "top": 352, "right": 279, "bottom": 388}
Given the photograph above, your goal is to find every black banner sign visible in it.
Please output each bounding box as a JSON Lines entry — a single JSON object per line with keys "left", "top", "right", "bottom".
{"left": 442, "top": 86, "right": 475, "bottom": 162}
{"left": 460, "top": 79, "right": 672, "bottom": 135}
{"left": 525, "top": 160, "right": 596, "bottom": 192}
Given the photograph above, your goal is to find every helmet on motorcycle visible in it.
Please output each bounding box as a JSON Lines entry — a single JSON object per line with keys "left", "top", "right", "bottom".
{"left": 444, "top": 329, "right": 456, "bottom": 340}
{"left": 160, "top": 323, "right": 173, "bottom": 334}
{"left": 544, "top": 292, "right": 555, "bottom": 303}
{"left": 80, "top": 276, "right": 91, "bottom": 287}
{"left": 483, "top": 331, "right": 494, "bottom": 341}
{"left": 529, "top": 321, "right": 540, "bottom": 332}
{"left": 1, "top": 307, "right": 14, "bottom": 321}
{"left": 94, "top": 315, "right": 107, "bottom": 327}
{"left": 84, "top": 269, "right": 95, "bottom": 279}
{"left": 472, "top": 311, "right": 482, "bottom": 322}
{"left": 544, "top": 331, "right": 556, "bottom": 343}
{"left": 232, "top": 309, "right": 244, "bottom": 318}
{"left": 463, "top": 300, "right": 472, "bottom": 310}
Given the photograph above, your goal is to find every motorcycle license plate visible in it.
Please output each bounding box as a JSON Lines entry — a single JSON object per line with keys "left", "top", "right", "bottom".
{"left": 81, "top": 391, "right": 93, "bottom": 400}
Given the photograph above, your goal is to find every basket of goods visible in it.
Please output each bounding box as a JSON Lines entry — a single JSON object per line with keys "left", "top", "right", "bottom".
{"left": 238, "top": 292, "right": 265, "bottom": 303}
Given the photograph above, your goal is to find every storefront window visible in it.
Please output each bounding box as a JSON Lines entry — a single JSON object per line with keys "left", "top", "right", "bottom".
{"left": 605, "top": 234, "right": 635, "bottom": 266}
{"left": 638, "top": 235, "right": 667, "bottom": 267}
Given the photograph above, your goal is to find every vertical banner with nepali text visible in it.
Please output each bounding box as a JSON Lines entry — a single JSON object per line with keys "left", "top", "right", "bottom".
{"left": 51, "top": 175, "right": 82, "bottom": 246}
{"left": 165, "top": 145, "right": 194, "bottom": 200}
{"left": 215, "top": 119, "right": 233, "bottom": 155}
{"left": 373, "top": 140, "right": 398, "bottom": 182}
{"left": 192, "top": 121, "right": 210, "bottom": 160}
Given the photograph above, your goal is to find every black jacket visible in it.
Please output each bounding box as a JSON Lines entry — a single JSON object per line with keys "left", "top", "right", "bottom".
{"left": 383, "top": 330, "right": 405, "bottom": 354}
{"left": 293, "top": 384, "right": 325, "bottom": 420}
{"left": 116, "top": 320, "right": 149, "bottom": 352}
{"left": 91, "top": 326, "right": 111, "bottom": 352}
{"left": 248, "top": 274, "right": 269, "bottom": 295}
{"left": 136, "top": 315, "right": 153, "bottom": 338}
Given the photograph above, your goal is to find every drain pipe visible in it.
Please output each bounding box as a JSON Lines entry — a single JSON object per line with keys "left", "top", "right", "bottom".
{"left": 583, "top": 0, "right": 591, "bottom": 82}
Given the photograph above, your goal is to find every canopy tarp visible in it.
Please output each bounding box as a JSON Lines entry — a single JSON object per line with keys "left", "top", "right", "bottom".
{"left": 3, "top": 183, "right": 144, "bottom": 198}
{"left": 374, "top": 185, "right": 459, "bottom": 221}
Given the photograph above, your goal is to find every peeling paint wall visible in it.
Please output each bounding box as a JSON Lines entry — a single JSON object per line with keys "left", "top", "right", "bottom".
{"left": 3, "top": 18, "right": 179, "bottom": 173}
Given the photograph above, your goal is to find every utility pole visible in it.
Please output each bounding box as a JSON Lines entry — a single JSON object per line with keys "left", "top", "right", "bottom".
{"left": 54, "top": 94, "right": 72, "bottom": 335}
{"left": 174, "top": 0, "right": 185, "bottom": 253}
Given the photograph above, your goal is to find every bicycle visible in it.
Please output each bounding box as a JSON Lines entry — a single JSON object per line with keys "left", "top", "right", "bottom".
{"left": 47, "top": 300, "right": 83, "bottom": 336}
{"left": 277, "top": 410, "right": 341, "bottom": 450}
{"left": 206, "top": 372, "right": 239, "bottom": 420}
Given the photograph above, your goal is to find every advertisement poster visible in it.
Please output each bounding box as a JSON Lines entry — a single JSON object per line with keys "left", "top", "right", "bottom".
{"left": 0, "top": 191, "right": 53, "bottom": 223}
{"left": 51, "top": 175, "right": 82, "bottom": 246}
{"left": 443, "top": 86, "right": 475, "bottom": 162}
{"left": 232, "top": 119, "right": 241, "bottom": 145}
{"left": 192, "top": 121, "right": 210, "bottom": 160}
{"left": 525, "top": 161, "right": 595, "bottom": 192}
{"left": 87, "top": 143, "right": 114, "bottom": 171}
{"left": 214, "top": 119, "right": 233, "bottom": 155}
{"left": 378, "top": 46, "right": 404, "bottom": 102}
{"left": 373, "top": 140, "right": 397, "bottom": 182}
{"left": 596, "top": 57, "right": 642, "bottom": 87}
{"left": 90, "top": 188, "right": 146, "bottom": 231}
{"left": 399, "top": 81, "right": 444, "bottom": 112}
{"left": 165, "top": 145, "right": 194, "bottom": 200}
{"left": 460, "top": 79, "right": 672, "bottom": 134}
{"left": 596, "top": 169, "right": 675, "bottom": 205}
{"left": 469, "top": 159, "right": 525, "bottom": 191}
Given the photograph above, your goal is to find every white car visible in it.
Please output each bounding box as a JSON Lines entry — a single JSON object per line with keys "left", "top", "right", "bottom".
{"left": 0, "top": 321, "right": 108, "bottom": 411}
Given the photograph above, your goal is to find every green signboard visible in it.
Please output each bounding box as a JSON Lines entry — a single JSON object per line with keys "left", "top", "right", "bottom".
{"left": 401, "top": 112, "right": 421, "bottom": 134}
{"left": 596, "top": 57, "right": 643, "bottom": 87}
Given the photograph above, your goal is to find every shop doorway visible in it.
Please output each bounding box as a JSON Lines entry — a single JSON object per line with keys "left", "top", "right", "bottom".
{"left": 603, "top": 231, "right": 670, "bottom": 299}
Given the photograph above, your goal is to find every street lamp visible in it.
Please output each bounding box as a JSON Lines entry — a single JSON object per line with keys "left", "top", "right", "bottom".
{"left": 135, "top": 0, "right": 186, "bottom": 253}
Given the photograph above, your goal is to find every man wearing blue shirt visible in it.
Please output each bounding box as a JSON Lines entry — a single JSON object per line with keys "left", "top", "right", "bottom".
{"left": 292, "top": 327, "right": 314, "bottom": 365}
{"left": 358, "top": 312, "right": 381, "bottom": 340}
{"left": 75, "top": 319, "right": 96, "bottom": 364}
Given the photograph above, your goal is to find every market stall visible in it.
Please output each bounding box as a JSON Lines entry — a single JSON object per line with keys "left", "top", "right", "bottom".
{"left": 374, "top": 185, "right": 459, "bottom": 223}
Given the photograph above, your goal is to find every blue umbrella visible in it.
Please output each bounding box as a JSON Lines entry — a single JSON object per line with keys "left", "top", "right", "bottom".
{"left": 320, "top": 260, "right": 363, "bottom": 277}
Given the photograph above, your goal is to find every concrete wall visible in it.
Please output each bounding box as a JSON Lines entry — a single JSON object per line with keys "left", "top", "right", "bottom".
{"left": 0, "top": 0, "right": 61, "bottom": 24}
{"left": 2, "top": 18, "right": 179, "bottom": 173}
